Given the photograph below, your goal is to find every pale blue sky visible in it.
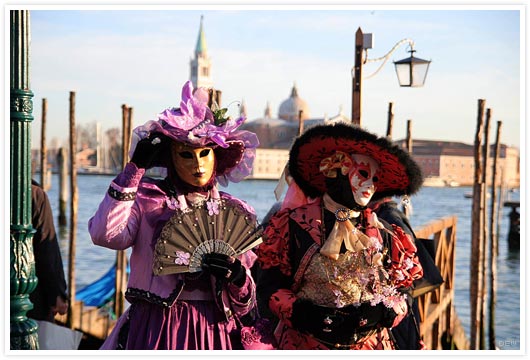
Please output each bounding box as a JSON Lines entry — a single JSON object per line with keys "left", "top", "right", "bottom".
{"left": 25, "top": 6, "right": 523, "bottom": 149}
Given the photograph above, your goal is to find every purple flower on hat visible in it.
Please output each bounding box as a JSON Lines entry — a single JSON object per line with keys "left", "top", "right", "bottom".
{"left": 156, "top": 83, "right": 213, "bottom": 145}
{"left": 155, "top": 82, "right": 246, "bottom": 149}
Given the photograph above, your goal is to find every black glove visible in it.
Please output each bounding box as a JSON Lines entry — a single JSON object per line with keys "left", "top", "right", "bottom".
{"left": 378, "top": 291, "right": 412, "bottom": 328}
{"left": 130, "top": 133, "right": 170, "bottom": 169}
{"left": 291, "top": 299, "right": 393, "bottom": 345}
{"left": 201, "top": 253, "right": 247, "bottom": 287}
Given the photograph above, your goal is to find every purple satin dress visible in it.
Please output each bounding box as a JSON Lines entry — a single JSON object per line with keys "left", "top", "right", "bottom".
{"left": 88, "top": 163, "right": 257, "bottom": 350}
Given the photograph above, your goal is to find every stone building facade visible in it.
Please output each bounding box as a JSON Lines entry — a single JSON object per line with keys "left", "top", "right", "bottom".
{"left": 398, "top": 140, "right": 520, "bottom": 187}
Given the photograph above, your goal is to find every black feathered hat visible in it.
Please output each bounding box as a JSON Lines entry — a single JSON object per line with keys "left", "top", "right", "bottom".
{"left": 288, "top": 122, "right": 423, "bottom": 200}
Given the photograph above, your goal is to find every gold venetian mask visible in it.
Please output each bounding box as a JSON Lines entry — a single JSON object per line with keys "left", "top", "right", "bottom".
{"left": 170, "top": 142, "right": 215, "bottom": 187}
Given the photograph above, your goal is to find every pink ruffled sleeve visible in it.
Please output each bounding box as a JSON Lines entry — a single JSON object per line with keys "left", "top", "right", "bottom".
{"left": 88, "top": 163, "right": 145, "bottom": 250}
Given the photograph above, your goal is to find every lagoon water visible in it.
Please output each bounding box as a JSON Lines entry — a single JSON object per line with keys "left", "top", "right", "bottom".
{"left": 45, "top": 174, "right": 520, "bottom": 350}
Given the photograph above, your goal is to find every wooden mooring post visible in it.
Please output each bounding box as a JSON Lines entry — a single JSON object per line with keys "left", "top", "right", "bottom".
{"left": 478, "top": 108, "right": 492, "bottom": 348}
{"left": 402, "top": 119, "right": 413, "bottom": 217}
{"left": 40, "top": 98, "right": 49, "bottom": 191}
{"left": 386, "top": 102, "right": 394, "bottom": 139}
{"left": 488, "top": 120, "right": 502, "bottom": 349}
{"left": 298, "top": 110, "right": 304, "bottom": 135}
{"left": 468, "top": 100, "right": 505, "bottom": 350}
{"left": 67, "top": 91, "right": 78, "bottom": 329}
{"left": 114, "top": 104, "right": 131, "bottom": 318}
{"left": 470, "top": 99, "right": 485, "bottom": 349}
{"left": 57, "top": 147, "right": 68, "bottom": 227}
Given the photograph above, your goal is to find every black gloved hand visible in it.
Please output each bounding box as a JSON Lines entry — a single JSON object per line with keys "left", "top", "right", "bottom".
{"left": 130, "top": 133, "right": 170, "bottom": 169}
{"left": 291, "top": 299, "right": 392, "bottom": 346}
{"left": 201, "top": 253, "right": 247, "bottom": 287}
{"left": 379, "top": 292, "right": 411, "bottom": 328}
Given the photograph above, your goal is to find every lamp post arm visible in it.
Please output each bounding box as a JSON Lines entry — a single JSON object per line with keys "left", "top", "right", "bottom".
{"left": 362, "top": 38, "right": 415, "bottom": 80}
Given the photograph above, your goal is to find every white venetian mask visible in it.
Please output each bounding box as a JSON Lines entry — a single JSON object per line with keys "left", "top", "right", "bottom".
{"left": 347, "top": 154, "right": 380, "bottom": 207}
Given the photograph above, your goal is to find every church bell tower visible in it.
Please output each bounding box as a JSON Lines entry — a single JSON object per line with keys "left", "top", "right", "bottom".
{"left": 190, "top": 16, "right": 213, "bottom": 89}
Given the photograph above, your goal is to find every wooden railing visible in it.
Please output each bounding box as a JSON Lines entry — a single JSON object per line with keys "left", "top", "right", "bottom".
{"left": 414, "top": 216, "right": 469, "bottom": 350}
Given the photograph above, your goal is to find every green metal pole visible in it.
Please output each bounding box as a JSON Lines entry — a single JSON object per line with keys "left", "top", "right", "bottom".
{"left": 10, "top": 9, "right": 39, "bottom": 350}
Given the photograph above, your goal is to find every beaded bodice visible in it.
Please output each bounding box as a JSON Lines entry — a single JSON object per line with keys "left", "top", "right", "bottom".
{"left": 296, "top": 249, "right": 392, "bottom": 308}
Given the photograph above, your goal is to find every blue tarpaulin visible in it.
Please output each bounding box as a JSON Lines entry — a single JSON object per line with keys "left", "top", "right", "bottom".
{"left": 75, "top": 263, "right": 130, "bottom": 307}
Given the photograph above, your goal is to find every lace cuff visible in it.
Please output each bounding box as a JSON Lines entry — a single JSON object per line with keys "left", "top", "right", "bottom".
{"left": 108, "top": 186, "right": 137, "bottom": 201}
{"left": 107, "top": 163, "right": 145, "bottom": 201}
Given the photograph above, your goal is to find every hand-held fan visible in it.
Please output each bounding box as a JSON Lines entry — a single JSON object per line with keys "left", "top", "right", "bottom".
{"left": 153, "top": 198, "right": 263, "bottom": 276}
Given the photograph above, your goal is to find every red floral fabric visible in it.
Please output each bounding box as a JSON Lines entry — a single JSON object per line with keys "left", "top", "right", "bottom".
{"left": 256, "top": 200, "right": 424, "bottom": 350}
{"left": 269, "top": 289, "right": 296, "bottom": 328}
{"left": 388, "top": 224, "right": 424, "bottom": 288}
{"left": 257, "top": 207, "right": 293, "bottom": 276}
{"left": 257, "top": 198, "right": 323, "bottom": 277}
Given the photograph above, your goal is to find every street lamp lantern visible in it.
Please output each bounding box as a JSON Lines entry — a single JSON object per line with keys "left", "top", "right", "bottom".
{"left": 393, "top": 49, "right": 431, "bottom": 87}
{"left": 351, "top": 27, "right": 431, "bottom": 127}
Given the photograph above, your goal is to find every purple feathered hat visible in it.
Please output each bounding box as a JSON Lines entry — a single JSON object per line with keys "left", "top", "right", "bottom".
{"left": 129, "top": 80, "right": 259, "bottom": 185}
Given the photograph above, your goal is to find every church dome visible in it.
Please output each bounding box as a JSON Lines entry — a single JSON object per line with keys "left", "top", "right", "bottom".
{"left": 278, "top": 84, "right": 310, "bottom": 122}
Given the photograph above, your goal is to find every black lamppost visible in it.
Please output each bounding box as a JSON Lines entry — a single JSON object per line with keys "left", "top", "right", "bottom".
{"left": 351, "top": 27, "right": 431, "bottom": 126}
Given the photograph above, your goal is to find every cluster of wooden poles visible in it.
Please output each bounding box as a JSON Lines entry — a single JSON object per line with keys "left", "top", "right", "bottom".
{"left": 37, "top": 93, "right": 78, "bottom": 329}
{"left": 469, "top": 99, "right": 505, "bottom": 350}
{"left": 377, "top": 100, "right": 506, "bottom": 350}
{"left": 38, "top": 92, "right": 134, "bottom": 328}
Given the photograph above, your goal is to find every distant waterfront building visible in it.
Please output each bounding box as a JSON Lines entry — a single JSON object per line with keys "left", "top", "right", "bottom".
{"left": 396, "top": 139, "right": 520, "bottom": 188}
{"left": 278, "top": 83, "right": 311, "bottom": 122}
{"left": 241, "top": 84, "right": 350, "bottom": 180}
{"left": 252, "top": 148, "right": 290, "bottom": 180}
{"left": 241, "top": 84, "right": 349, "bottom": 149}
